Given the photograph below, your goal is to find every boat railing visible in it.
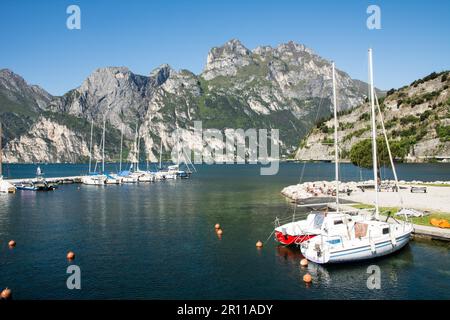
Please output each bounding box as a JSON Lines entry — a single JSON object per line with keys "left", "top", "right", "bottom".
{"left": 274, "top": 215, "right": 306, "bottom": 227}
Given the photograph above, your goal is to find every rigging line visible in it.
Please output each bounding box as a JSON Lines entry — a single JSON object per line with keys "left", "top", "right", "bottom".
{"left": 298, "top": 78, "right": 327, "bottom": 184}
{"left": 374, "top": 94, "right": 404, "bottom": 209}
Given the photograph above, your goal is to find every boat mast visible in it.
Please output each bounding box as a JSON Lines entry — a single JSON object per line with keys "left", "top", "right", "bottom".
{"left": 102, "top": 117, "right": 106, "bottom": 173}
{"left": 0, "top": 122, "right": 2, "bottom": 177}
{"left": 137, "top": 131, "right": 141, "bottom": 171}
{"left": 119, "top": 124, "right": 123, "bottom": 172}
{"left": 133, "top": 123, "right": 138, "bottom": 172}
{"left": 332, "top": 62, "right": 340, "bottom": 212}
{"left": 368, "top": 48, "right": 380, "bottom": 218}
{"left": 159, "top": 139, "right": 162, "bottom": 169}
{"left": 89, "top": 119, "right": 94, "bottom": 173}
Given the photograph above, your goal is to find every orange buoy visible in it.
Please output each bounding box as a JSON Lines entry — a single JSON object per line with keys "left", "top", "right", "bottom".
{"left": 300, "top": 258, "right": 308, "bottom": 267}
{"left": 303, "top": 273, "right": 312, "bottom": 283}
{"left": 216, "top": 229, "right": 223, "bottom": 235}
{"left": 215, "top": 223, "right": 221, "bottom": 230}
{"left": 1, "top": 288, "right": 12, "bottom": 300}
{"left": 8, "top": 240, "right": 16, "bottom": 248}
{"left": 256, "top": 240, "right": 263, "bottom": 248}
{"left": 67, "top": 251, "right": 75, "bottom": 260}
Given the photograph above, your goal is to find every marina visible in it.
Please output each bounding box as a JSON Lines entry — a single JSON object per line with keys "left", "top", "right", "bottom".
{"left": 0, "top": 162, "right": 449, "bottom": 299}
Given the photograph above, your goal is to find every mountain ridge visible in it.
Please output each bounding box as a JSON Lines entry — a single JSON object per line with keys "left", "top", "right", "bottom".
{"left": 1, "top": 39, "right": 380, "bottom": 163}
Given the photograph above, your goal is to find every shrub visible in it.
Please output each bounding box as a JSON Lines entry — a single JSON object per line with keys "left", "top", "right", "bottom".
{"left": 400, "top": 115, "right": 419, "bottom": 125}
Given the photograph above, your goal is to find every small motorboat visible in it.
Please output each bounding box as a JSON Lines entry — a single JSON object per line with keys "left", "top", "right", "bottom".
{"left": 16, "top": 180, "right": 56, "bottom": 191}
{"left": 16, "top": 166, "right": 57, "bottom": 191}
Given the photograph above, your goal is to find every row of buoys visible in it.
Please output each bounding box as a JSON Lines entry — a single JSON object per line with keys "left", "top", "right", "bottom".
{"left": 213, "top": 223, "right": 312, "bottom": 285}
{"left": 3, "top": 240, "right": 15, "bottom": 300}
{"left": 300, "top": 258, "right": 312, "bottom": 283}
{"left": 3, "top": 238, "right": 76, "bottom": 299}
{"left": 3, "top": 240, "right": 16, "bottom": 300}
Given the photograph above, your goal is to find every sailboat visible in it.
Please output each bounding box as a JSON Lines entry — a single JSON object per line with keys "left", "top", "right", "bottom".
{"left": 100, "top": 118, "right": 121, "bottom": 185}
{"left": 153, "top": 139, "right": 167, "bottom": 180}
{"left": 0, "top": 123, "right": 16, "bottom": 193}
{"left": 82, "top": 119, "right": 107, "bottom": 185}
{"left": 300, "top": 49, "right": 413, "bottom": 263}
{"left": 274, "top": 62, "right": 363, "bottom": 245}
{"left": 116, "top": 124, "right": 138, "bottom": 183}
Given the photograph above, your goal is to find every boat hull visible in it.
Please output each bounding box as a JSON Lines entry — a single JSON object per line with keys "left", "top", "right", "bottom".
{"left": 274, "top": 231, "right": 317, "bottom": 245}
{"left": 301, "top": 230, "right": 412, "bottom": 264}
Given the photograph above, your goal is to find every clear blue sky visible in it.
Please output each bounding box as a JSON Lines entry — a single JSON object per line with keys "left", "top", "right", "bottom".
{"left": 1, "top": 0, "right": 449, "bottom": 95}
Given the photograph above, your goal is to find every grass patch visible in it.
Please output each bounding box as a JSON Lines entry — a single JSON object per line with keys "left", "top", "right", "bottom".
{"left": 350, "top": 203, "right": 450, "bottom": 227}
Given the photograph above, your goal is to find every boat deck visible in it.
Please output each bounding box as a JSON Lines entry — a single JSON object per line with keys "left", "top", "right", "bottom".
{"left": 327, "top": 203, "right": 450, "bottom": 241}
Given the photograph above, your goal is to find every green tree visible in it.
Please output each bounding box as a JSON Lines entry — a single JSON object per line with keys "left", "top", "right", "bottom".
{"left": 350, "top": 137, "right": 403, "bottom": 168}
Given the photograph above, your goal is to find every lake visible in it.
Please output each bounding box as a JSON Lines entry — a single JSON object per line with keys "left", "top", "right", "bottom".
{"left": 0, "top": 162, "right": 449, "bottom": 299}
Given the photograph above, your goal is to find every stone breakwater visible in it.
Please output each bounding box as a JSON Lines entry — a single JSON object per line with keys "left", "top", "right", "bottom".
{"left": 281, "top": 180, "right": 450, "bottom": 202}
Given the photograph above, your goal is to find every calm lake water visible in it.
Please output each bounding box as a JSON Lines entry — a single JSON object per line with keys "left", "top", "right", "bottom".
{"left": 0, "top": 162, "right": 449, "bottom": 299}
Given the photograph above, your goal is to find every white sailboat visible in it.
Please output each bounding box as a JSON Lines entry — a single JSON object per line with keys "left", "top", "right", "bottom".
{"left": 82, "top": 119, "right": 107, "bottom": 185}
{"left": 300, "top": 49, "right": 413, "bottom": 264}
{"left": 0, "top": 122, "right": 16, "bottom": 193}
{"left": 100, "top": 117, "right": 121, "bottom": 185}
{"left": 274, "top": 62, "right": 362, "bottom": 245}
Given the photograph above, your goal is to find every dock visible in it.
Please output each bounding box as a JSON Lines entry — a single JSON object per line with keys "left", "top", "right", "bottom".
{"left": 5, "top": 176, "right": 83, "bottom": 184}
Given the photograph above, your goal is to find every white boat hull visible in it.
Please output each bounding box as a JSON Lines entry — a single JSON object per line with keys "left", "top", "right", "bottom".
{"left": 82, "top": 175, "right": 106, "bottom": 185}
{"left": 301, "top": 224, "right": 413, "bottom": 264}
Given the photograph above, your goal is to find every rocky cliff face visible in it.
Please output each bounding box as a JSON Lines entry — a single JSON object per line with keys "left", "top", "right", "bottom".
{"left": 1, "top": 40, "right": 374, "bottom": 163}
{"left": 296, "top": 71, "right": 450, "bottom": 162}
{"left": 2, "top": 117, "right": 101, "bottom": 163}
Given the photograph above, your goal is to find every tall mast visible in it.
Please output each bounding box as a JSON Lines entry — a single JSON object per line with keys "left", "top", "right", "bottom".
{"left": 89, "top": 119, "right": 94, "bottom": 173}
{"left": 0, "top": 122, "right": 2, "bottom": 177}
{"left": 119, "top": 124, "right": 123, "bottom": 172}
{"left": 102, "top": 117, "right": 106, "bottom": 173}
{"left": 332, "top": 62, "right": 340, "bottom": 212}
{"left": 133, "top": 123, "right": 138, "bottom": 171}
{"left": 368, "top": 48, "right": 379, "bottom": 218}
{"left": 159, "top": 139, "right": 163, "bottom": 169}
{"left": 137, "top": 132, "right": 141, "bottom": 171}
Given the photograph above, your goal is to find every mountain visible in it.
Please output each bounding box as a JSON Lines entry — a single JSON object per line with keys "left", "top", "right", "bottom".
{"left": 1, "top": 39, "right": 374, "bottom": 163}
{"left": 295, "top": 71, "right": 450, "bottom": 162}
{"left": 0, "top": 69, "right": 53, "bottom": 144}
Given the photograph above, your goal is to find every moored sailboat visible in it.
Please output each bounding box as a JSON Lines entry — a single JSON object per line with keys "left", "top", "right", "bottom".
{"left": 82, "top": 119, "right": 107, "bottom": 185}
{"left": 300, "top": 49, "right": 413, "bottom": 263}
{"left": 274, "top": 61, "right": 356, "bottom": 245}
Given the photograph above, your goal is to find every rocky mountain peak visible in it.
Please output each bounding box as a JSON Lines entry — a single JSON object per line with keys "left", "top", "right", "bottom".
{"left": 202, "top": 39, "right": 253, "bottom": 80}
{"left": 149, "top": 64, "right": 173, "bottom": 87}
{"left": 0, "top": 68, "right": 52, "bottom": 111}
{"left": 276, "top": 41, "right": 315, "bottom": 55}
{"left": 0, "top": 68, "right": 32, "bottom": 92}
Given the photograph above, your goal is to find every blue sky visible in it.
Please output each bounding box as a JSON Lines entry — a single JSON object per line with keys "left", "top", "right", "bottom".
{"left": 1, "top": 0, "right": 449, "bottom": 95}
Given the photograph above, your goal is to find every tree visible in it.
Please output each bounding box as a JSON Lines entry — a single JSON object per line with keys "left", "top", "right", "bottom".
{"left": 349, "top": 137, "right": 399, "bottom": 169}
